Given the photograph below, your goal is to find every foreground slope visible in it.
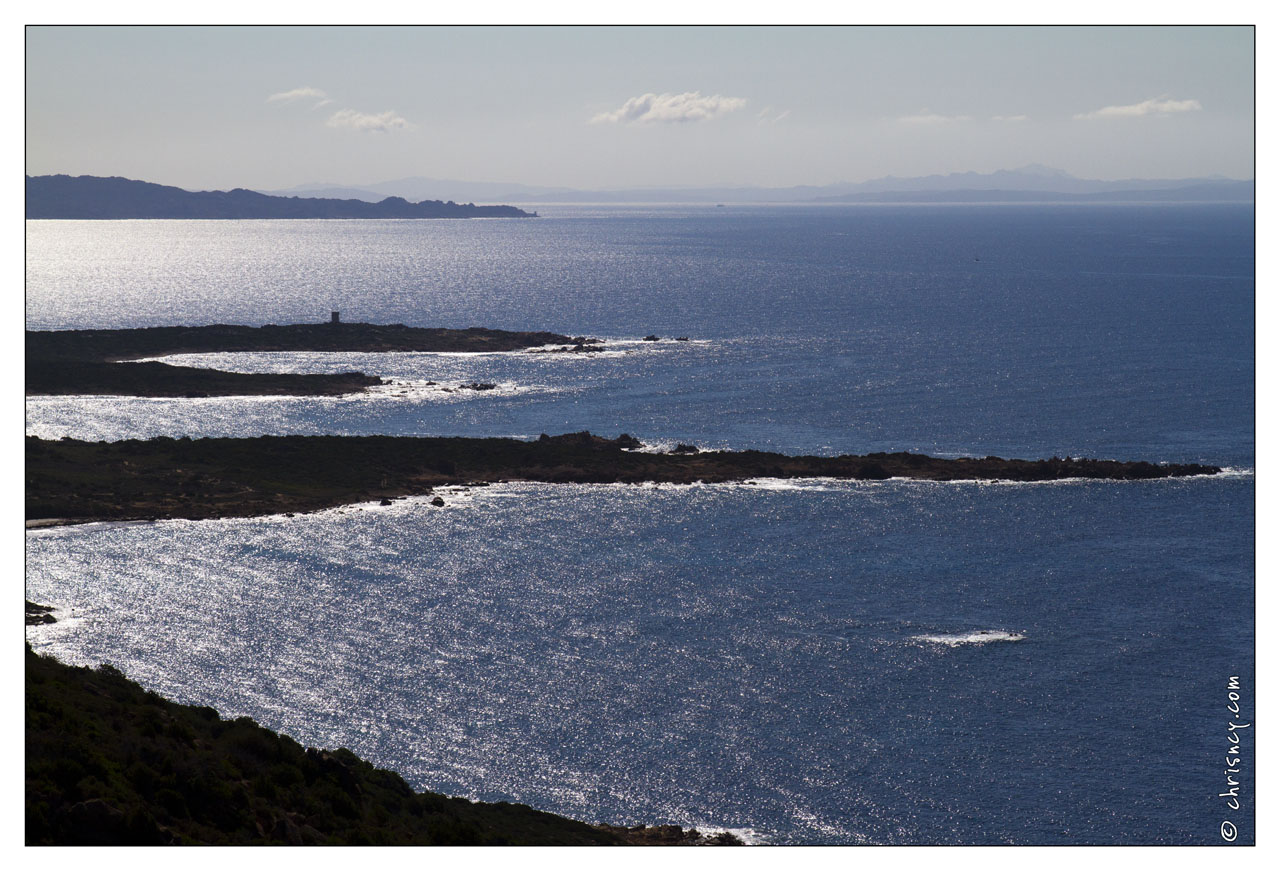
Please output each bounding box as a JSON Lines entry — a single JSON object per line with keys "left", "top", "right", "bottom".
{"left": 25, "top": 647, "right": 738, "bottom": 845}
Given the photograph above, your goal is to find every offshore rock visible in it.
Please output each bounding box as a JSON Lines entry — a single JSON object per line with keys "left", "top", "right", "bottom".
{"left": 594, "top": 824, "right": 743, "bottom": 845}
{"left": 26, "top": 600, "right": 56, "bottom": 625}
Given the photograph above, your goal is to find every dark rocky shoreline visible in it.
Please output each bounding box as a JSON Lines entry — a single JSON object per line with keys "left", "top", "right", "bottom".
{"left": 26, "top": 323, "right": 586, "bottom": 397}
{"left": 26, "top": 359, "right": 385, "bottom": 398}
{"left": 26, "top": 431, "right": 1221, "bottom": 526}
{"left": 25, "top": 645, "right": 741, "bottom": 845}
{"left": 26, "top": 600, "right": 56, "bottom": 625}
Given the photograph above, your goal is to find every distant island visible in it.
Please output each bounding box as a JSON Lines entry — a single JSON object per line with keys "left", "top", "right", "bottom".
{"left": 27, "top": 322, "right": 585, "bottom": 397}
{"left": 26, "top": 432, "right": 1221, "bottom": 526}
{"left": 25, "top": 175, "right": 537, "bottom": 219}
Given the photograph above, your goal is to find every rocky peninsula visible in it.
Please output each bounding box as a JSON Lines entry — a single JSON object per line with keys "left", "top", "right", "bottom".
{"left": 27, "top": 322, "right": 586, "bottom": 397}
{"left": 26, "top": 432, "right": 1220, "bottom": 525}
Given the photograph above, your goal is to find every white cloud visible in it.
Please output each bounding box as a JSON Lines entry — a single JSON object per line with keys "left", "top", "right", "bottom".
{"left": 1074, "top": 97, "right": 1202, "bottom": 120}
{"left": 592, "top": 91, "right": 747, "bottom": 125}
{"left": 326, "top": 109, "right": 411, "bottom": 133}
{"left": 268, "top": 86, "right": 328, "bottom": 103}
{"left": 992, "top": 114, "right": 1029, "bottom": 122}
{"left": 897, "top": 110, "right": 972, "bottom": 125}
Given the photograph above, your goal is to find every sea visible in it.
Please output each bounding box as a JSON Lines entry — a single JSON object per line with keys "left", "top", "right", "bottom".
{"left": 25, "top": 204, "right": 1255, "bottom": 845}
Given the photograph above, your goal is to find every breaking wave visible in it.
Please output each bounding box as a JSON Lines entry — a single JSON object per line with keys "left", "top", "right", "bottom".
{"left": 912, "top": 630, "right": 1026, "bottom": 647}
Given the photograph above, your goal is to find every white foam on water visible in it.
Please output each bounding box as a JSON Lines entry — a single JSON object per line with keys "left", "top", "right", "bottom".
{"left": 26, "top": 518, "right": 160, "bottom": 536}
{"left": 26, "top": 392, "right": 302, "bottom": 404}
{"left": 520, "top": 337, "right": 712, "bottom": 358}
{"left": 620, "top": 438, "right": 710, "bottom": 455}
{"left": 360, "top": 378, "right": 558, "bottom": 402}
{"left": 912, "top": 630, "right": 1026, "bottom": 647}
{"left": 889, "top": 472, "right": 1238, "bottom": 487}
{"left": 740, "top": 478, "right": 837, "bottom": 492}
{"left": 519, "top": 342, "right": 628, "bottom": 359}
{"left": 25, "top": 603, "right": 95, "bottom": 650}
{"left": 521, "top": 345, "right": 634, "bottom": 360}
{"left": 293, "top": 488, "right": 485, "bottom": 518}
{"left": 28, "top": 380, "right": 567, "bottom": 407}
{"left": 400, "top": 350, "right": 543, "bottom": 358}
{"left": 723, "top": 827, "right": 769, "bottom": 846}
{"left": 680, "top": 824, "right": 770, "bottom": 845}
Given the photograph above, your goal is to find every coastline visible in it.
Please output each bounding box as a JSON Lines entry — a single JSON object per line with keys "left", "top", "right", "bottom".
{"left": 25, "top": 174, "right": 539, "bottom": 220}
{"left": 26, "top": 323, "right": 593, "bottom": 398}
{"left": 26, "top": 431, "right": 1222, "bottom": 527}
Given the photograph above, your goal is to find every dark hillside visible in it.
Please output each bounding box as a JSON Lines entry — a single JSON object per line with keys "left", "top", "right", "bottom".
{"left": 26, "top": 174, "right": 536, "bottom": 219}
{"left": 26, "top": 646, "right": 739, "bottom": 845}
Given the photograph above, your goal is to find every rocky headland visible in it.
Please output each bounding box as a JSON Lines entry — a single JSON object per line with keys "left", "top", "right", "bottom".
{"left": 26, "top": 323, "right": 588, "bottom": 398}
{"left": 26, "top": 431, "right": 1220, "bottom": 526}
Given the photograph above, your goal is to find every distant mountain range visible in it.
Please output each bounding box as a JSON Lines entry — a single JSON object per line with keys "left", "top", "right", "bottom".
{"left": 25, "top": 175, "right": 537, "bottom": 219}
{"left": 810, "top": 182, "right": 1255, "bottom": 204}
{"left": 26, "top": 169, "right": 1253, "bottom": 218}
{"left": 263, "top": 165, "right": 1253, "bottom": 205}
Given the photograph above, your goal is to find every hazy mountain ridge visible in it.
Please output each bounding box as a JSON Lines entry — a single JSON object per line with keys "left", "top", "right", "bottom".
{"left": 262, "top": 166, "right": 1254, "bottom": 204}
{"left": 812, "top": 181, "right": 1254, "bottom": 204}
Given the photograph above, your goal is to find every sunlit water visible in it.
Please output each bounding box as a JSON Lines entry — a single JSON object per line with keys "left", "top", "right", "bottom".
{"left": 26, "top": 205, "right": 1254, "bottom": 843}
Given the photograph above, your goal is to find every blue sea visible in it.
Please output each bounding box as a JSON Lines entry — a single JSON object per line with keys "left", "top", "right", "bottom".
{"left": 25, "top": 204, "right": 1255, "bottom": 844}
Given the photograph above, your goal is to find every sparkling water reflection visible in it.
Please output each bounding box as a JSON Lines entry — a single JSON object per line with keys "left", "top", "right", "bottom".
{"left": 26, "top": 206, "right": 1255, "bottom": 843}
{"left": 27, "top": 476, "right": 1252, "bottom": 844}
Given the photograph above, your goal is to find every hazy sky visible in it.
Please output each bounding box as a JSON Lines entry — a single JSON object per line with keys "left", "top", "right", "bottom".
{"left": 25, "top": 25, "right": 1255, "bottom": 191}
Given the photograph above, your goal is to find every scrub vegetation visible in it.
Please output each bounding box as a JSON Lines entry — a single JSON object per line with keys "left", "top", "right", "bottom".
{"left": 25, "top": 646, "right": 739, "bottom": 846}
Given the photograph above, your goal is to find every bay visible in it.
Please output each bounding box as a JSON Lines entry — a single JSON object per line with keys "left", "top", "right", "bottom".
{"left": 25, "top": 204, "right": 1255, "bottom": 843}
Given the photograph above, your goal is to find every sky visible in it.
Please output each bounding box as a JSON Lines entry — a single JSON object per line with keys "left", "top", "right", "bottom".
{"left": 25, "top": 25, "right": 1256, "bottom": 192}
